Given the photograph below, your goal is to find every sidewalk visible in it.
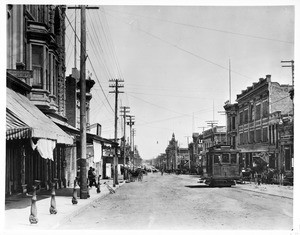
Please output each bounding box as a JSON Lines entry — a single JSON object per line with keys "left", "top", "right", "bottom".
{"left": 4, "top": 179, "right": 125, "bottom": 230}
{"left": 235, "top": 181, "right": 293, "bottom": 199}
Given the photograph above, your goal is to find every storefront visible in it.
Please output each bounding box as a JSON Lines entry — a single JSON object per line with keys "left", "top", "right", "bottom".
{"left": 6, "top": 88, "right": 73, "bottom": 195}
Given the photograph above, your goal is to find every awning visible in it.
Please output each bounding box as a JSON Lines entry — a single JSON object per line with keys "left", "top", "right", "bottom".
{"left": 93, "top": 140, "right": 102, "bottom": 163}
{"left": 6, "top": 108, "right": 32, "bottom": 140}
{"left": 6, "top": 88, "right": 73, "bottom": 144}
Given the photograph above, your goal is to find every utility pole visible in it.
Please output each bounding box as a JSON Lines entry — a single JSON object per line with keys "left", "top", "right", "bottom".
{"left": 218, "top": 110, "right": 226, "bottom": 144}
{"left": 198, "top": 127, "right": 206, "bottom": 133}
{"left": 126, "top": 115, "right": 135, "bottom": 169}
{"left": 132, "top": 128, "right": 136, "bottom": 169}
{"left": 206, "top": 120, "right": 218, "bottom": 145}
{"left": 68, "top": 5, "right": 99, "bottom": 199}
{"left": 281, "top": 60, "right": 294, "bottom": 102}
{"left": 184, "top": 136, "right": 191, "bottom": 173}
{"left": 120, "top": 106, "right": 130, "bottom": 179}
{"left": 229, "top": 58, "right": 231, "bottom": 104}
{"left": 79, "top": 5, "right": 87, "bottom": 199}
{"left": 109, "top": 79, "right": 124, "bottom": 187}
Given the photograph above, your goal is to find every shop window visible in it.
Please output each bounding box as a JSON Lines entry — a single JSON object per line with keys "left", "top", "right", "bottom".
{"left": 285, "top": 148, "right": 291, "bottom": 171}
{"left": 32, "top": 44, "right": 44, "bottom": 89}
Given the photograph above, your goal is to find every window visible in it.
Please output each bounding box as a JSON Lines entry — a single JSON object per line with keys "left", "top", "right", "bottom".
{"left": 54, "top": 60, "right": 59, "bottom": 96}
{"left": 231, "top": 154, "right": 237, "bottom": 164}
{"left": 244, "top": 132, "right": 248, "bottom": 144}
{"left": 262, "top": 100, "right": 269, "bottom": 118}
{"left": 250, "top": 130, "right": 254, "bottom": 143}
{"left": 250, "top": 104, "right": 254, "bottom": 121}
{"left": 263, "top": 127, "right": 268, "bottom": 142}
{"left": 32, "top": 45, "right": 44, "bottom": 88}
{"left": 244, "top": 109, "right": 249, "bottom": 123}
{"left": 255, "top": 103, "right": 261, "bottom": 120}
{"left": 232, "top": 116, "right": 236, "bottom": 130}
{"left": 239, "top": 133, "right": 243, "bottom": 145}
{"left": 239, "top": 111, "right": 243, "bottom": 125}
{"left": 232, "top": 136, "right": 236, "bottom": 148}
{"left": 222, "top": 154, "right": 230, "bottom": 163}
{"left": 214, "top": 155, "right": 221, "bottom": 164}
{"left": 227, "top": 116, "right": 231, "bottom": 131}
{"left": 256, "top": 129, "right": 262, "bottom": 142}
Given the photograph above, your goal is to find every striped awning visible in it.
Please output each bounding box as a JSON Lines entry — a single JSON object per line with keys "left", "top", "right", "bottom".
{"left": 6, "top": 108, "right": 32, "bottom": 140}
{"left": 6, "top": 88, "right": 73, "bottom": 144}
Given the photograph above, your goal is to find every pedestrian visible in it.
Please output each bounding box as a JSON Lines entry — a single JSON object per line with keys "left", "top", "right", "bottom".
{"left": 88, "top": 167, "right": 96, "bottom": 188}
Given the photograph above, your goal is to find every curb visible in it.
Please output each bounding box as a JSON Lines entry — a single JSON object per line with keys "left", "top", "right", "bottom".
{"left": 51, "top": 182, "right": 124, "bottom": 229}
{"left": 235, "top": 187, "right": 293, "bottom": 200}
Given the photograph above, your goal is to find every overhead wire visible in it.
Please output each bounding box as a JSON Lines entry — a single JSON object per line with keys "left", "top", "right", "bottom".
{"left": 103, "top": 7, "right": 293, "bottom": 45}
{"left": 100, "top": 9, "right": 260, "bottom": 82}
{"left": 65, "top": 13, "right": 114, "bottom": 114}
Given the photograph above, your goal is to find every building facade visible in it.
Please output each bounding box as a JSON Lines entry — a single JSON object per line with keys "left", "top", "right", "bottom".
{"left": 233, "top": 75, "right": 293, "bottom": 177}
{"left": 165, "top": 133, "right": 178, "bottom": 172}
{"left": 6, "top": 5, "right": 73, "bottom": 195}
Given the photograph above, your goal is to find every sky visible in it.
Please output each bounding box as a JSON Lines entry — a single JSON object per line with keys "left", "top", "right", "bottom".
{"left": 63, "top": 2, "right": 295, "bottom": 160}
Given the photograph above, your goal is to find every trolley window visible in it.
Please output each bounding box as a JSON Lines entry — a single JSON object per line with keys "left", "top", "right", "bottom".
{"left": 222, "top": 153, "right": 230, "bottom": 163}
{"left": 214, "top": 154, "right": 221, "bottom": 164}
{"left": 230, "top": 154, "right": 237, "bottom": 164}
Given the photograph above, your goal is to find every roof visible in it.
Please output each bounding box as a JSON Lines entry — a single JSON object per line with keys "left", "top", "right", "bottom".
{"left": 6, "top": 88, "right": 73, "bottom": 144}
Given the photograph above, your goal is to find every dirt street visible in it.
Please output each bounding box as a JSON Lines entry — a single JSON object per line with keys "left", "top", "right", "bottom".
{"left": 59, "top": 173, "right": 293, "bottom": 230}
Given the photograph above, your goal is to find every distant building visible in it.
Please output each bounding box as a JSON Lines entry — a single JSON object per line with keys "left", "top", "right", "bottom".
{"left": 165, "top": 133, "right": 178, "bottom": 171}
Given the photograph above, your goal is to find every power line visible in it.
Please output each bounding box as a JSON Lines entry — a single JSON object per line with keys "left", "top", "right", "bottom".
{"left": 101, "top": 9, "right": 255, "bottom": 82}
{"left": 104, "top": 7, "right": 293, "bottom": 44}
{"left": 65, "top": 13, "right": 114, "bottom": 113}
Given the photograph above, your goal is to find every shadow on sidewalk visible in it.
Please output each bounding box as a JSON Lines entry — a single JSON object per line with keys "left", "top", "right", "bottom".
{"left": 5, "top": 188, "right": 74, "bottom": 211}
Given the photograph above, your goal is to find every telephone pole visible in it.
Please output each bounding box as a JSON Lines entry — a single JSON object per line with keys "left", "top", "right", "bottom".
{"left": 127, "top": 115, "right": 135, "bottom": 168}
{"left": 184, "top": 136, "right": 191, "bottom": 173}
{"left": 132, "top": 128, "right": 136, "bottom": 168}
{"left": 206, "top": 120, "right": 218, "bottom": 145}
{"left": 281, "top": 60, "right": 294, "bottom": 102}
{"left": 79, "top": 5, "right": 88, "bottom": 199}
{"left": 218, "top": 110, "right": 226, "bottom": 144}
{"left": 109, "top": 79, "right": 124, "bottom": 187}
{"left": 120, "top": 106, "right": 130, "bottom": 179}
{"left": 68, "top": 5, "right": 99, "bottom": 199}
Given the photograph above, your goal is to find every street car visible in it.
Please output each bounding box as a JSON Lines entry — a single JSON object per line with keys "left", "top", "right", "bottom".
{"left": 202, "top": 145, "right": 241, "bottom": 187}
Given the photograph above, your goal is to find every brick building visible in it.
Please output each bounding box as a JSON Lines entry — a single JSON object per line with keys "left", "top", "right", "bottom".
{"left": 232, "top": 75, "right": 293, "bottom": 177}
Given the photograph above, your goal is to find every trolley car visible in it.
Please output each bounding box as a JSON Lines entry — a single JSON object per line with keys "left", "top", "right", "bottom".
{"left": 202, "top": 145, "right": 241, "bottom": 187}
